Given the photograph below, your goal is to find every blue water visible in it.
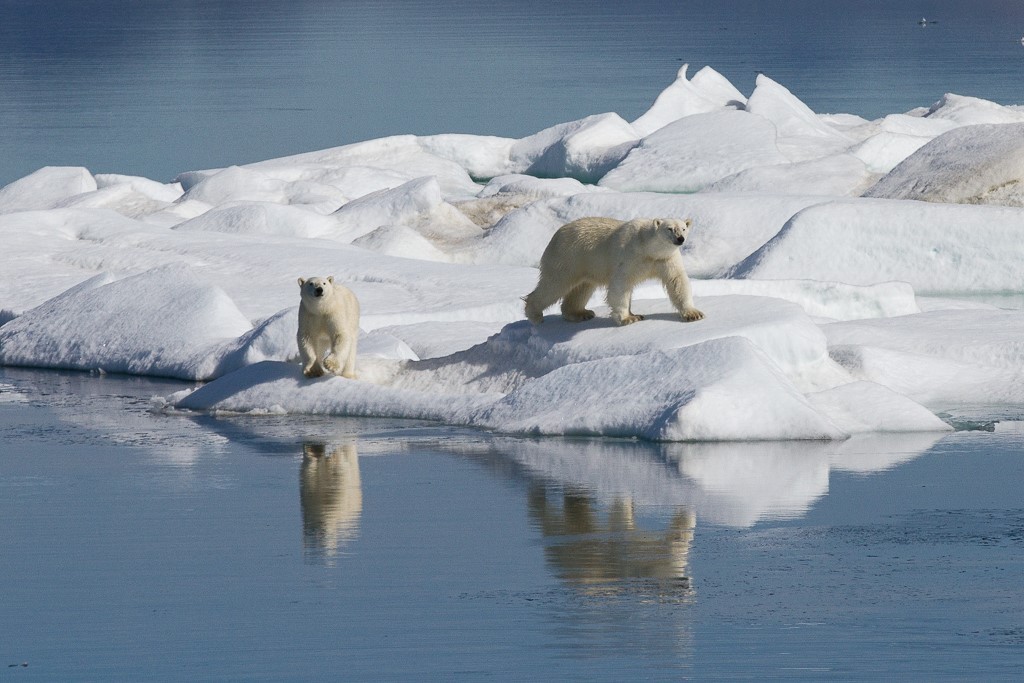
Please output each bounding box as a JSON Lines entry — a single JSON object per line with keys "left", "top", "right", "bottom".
{"left": 2, "top": 0, "right": 1023, "bottom": 186}
{"left": 4, "top": 3, "right": 1024, "bottom": 678}
{"left": 2, "top": 368, "right": 1023, "bottom": 680}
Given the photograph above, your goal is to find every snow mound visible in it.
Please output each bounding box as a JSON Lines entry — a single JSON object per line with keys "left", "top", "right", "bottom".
{"left": 732, "top": 198, "right": 1024, "bottom": 292}
{"left": 0, "top": 264, "right": 253, "bottom": 380}
{"left": 863, "top": 123, "right": 1024, "bottom": 206}
{"left": 744, "top": 74, "right": 852, "bottom": 161}
{"left": 599, "top": 110, "right": 788, "bottom": 193}
{"left": 0, "top": 166, "right": 96, "bottom": 213}
{"left": 509, "top": 113, "right": 640, "bottom": 184}
{"left": 472, "top": 337, "right": 845, "bottom": 441}
{"left": 630, "top": 64, "right": 746, "bottom": 137}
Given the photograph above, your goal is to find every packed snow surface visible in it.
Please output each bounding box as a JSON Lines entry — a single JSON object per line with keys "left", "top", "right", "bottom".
{"left": 4, "top": 64, "right": 1024, "bottom": 441}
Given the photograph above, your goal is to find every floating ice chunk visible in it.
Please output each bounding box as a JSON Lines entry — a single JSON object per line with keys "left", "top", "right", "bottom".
{"left": 172, "top": 337, "right": 846, "bottom": 441}
{"left": 705, "top": 153, "right": 872, "bottom": 197}
{"left": 509, "top": 113, "right": 640, "bottom": 183}
{"left": 732, "top": 198, "right": 1024, "bottom": 292}
{"left": 471, "top": 337, "right": 845, "bottom": 441}
{"left": 0, "top": 167, "right": 97, "bottom": 213}
{"left": 0, "top": 264, "right": 252, "bottom": 380}
{"left": 599, "top": 110, "right": 789, "bottom": 193}
{"left": 631, "top": 64, "right": 746, "bottom": 137}
{"left": 863, "top": 123, "right": 1024, "bottom": 206}
{"left": 404, "top": 296, "right": 847, "bottom": 395}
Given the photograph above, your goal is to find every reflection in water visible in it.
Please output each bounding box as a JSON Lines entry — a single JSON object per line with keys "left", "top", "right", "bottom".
{"left": 529, "top": 484, "right": 695, "bottom": 594}
{"left": 300, "top": 442, "right": 362, "bottom": 563}
{"left": 461, "top": 432, "right": 943, "bottom": 528}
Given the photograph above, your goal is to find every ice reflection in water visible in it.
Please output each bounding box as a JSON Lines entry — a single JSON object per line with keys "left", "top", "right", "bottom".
{"left": 299, "top": 442, "right": 362, "bottom": 563}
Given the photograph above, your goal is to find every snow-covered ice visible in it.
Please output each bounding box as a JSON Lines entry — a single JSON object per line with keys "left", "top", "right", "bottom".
{"left": 3, "top": 65, "right": 1024, "bottom": 440}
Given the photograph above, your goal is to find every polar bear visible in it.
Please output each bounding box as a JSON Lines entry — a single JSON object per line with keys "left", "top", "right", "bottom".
{"left": 524, "top": 217, "right": 704, "bottom": 325}
{"left": 297, "top": 276, "right": 360, "bottom": 379}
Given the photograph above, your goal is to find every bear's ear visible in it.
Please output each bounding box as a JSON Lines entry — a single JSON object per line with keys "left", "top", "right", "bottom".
{"left": 685, "top": 218, "right": 693, "bottom": 228}
{"left": 298, "top": 277, "right": 305, "bottom": 287}
{"left": 327, "top": 276, "right": 334, "bottom": 284}
{"left": 653, "top": 218, "right": 663, "bottom": 228}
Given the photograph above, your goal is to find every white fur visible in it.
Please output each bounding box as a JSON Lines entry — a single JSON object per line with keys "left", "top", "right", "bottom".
{"left": 524, "top": 217, "right": 704, "bottom": 326}
{"left": 297, "top": 276, "right": 360, "bottom": 378}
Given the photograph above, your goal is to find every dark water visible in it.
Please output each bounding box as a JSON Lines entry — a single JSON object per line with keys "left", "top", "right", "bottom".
{"left": 2, "top": 367, "right": 1023, "bottom": 680}
{"left": 2, "top": 0, "right": 1024, "bottom": 186}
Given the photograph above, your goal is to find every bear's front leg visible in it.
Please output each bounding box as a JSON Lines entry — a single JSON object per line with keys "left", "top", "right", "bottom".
{"left": 607, "top": 274, "right": 643, "bottom": 325}
{"left": 658, "top": 254, "right": 704, "bottom": 323}
{"left": 327, "top": 334, "right": 358, "bottom": 379}
{"left": 299, "top": 335, "right": 324, "bottom": 377}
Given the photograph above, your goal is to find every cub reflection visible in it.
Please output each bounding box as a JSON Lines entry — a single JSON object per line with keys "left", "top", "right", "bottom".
{"left": 528, "top": 484, "right": 695, "bottom": 593}
{"left": 300, "top": 442, "right": 362, "bottom": 560}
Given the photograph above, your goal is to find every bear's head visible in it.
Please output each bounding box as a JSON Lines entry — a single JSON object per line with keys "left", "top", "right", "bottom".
{"left": 298, "top": 276, "right": 335, "bottom": 304}
{"left": 653, "top": 218, "right": 692, "bottom": 248}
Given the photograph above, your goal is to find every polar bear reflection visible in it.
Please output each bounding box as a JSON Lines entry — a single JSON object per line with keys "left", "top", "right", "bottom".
{"left": 528, "top": 485, "right": 695, "bottom": 592}
{"left": 300, "top": 442, "right": 362, "bottom": 560}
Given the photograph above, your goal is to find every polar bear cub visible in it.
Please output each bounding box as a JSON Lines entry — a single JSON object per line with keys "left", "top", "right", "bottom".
{"left": 297, "top": 276, "right": 360, "bottom": 379}
{"left": 524, "top": 217, "right": 704, "bottom": 326}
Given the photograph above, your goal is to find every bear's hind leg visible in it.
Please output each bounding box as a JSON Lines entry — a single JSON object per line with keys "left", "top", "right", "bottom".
{"left": 560, "top": 282, "right": 597, "bottom": 322}
{"left": 524, "top": 272, "right": 570, "bottom": 325}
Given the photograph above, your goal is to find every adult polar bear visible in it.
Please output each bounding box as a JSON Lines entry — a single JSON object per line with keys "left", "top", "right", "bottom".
{"left": 524, "top": 217, "right": 704, "bottom": 326}
{"left": 297, "top": 276, "right": 360, "bottom": 379}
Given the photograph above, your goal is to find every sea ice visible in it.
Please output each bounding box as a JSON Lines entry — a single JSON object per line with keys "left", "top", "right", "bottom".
{"left": 1, "top": 65, "right": 1022, "bottom": 440}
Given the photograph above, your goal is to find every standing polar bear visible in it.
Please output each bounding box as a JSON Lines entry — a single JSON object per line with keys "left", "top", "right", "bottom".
{"left": 297, "top": 276, "right": 360, "bottom": 379}
{"left": 524, "top": 217, "right": 704, "bottom": 326}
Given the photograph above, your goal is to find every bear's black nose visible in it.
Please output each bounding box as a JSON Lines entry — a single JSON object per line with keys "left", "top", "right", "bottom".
{"left": 314, "top": 287, "right": 324, "bottom": 296}
{"left": 674, "top": 236, "right": 685, "bottom": 245}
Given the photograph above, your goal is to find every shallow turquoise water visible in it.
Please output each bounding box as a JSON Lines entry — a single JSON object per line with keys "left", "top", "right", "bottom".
{"left": 2, "top": 368, "right": 1022, "bottom": 680}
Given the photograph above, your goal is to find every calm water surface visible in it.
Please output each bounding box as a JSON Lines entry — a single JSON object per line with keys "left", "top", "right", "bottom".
{"left": 2, "top": 0, "right": 1024, "bottom": 185}
{"left": 2, "top": 367, "right": 1023, "bottom": 680}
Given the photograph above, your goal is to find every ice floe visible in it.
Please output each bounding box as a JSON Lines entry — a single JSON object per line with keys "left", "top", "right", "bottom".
{"left": 3, "top": 64, "right": 1024, "bottom": 440}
